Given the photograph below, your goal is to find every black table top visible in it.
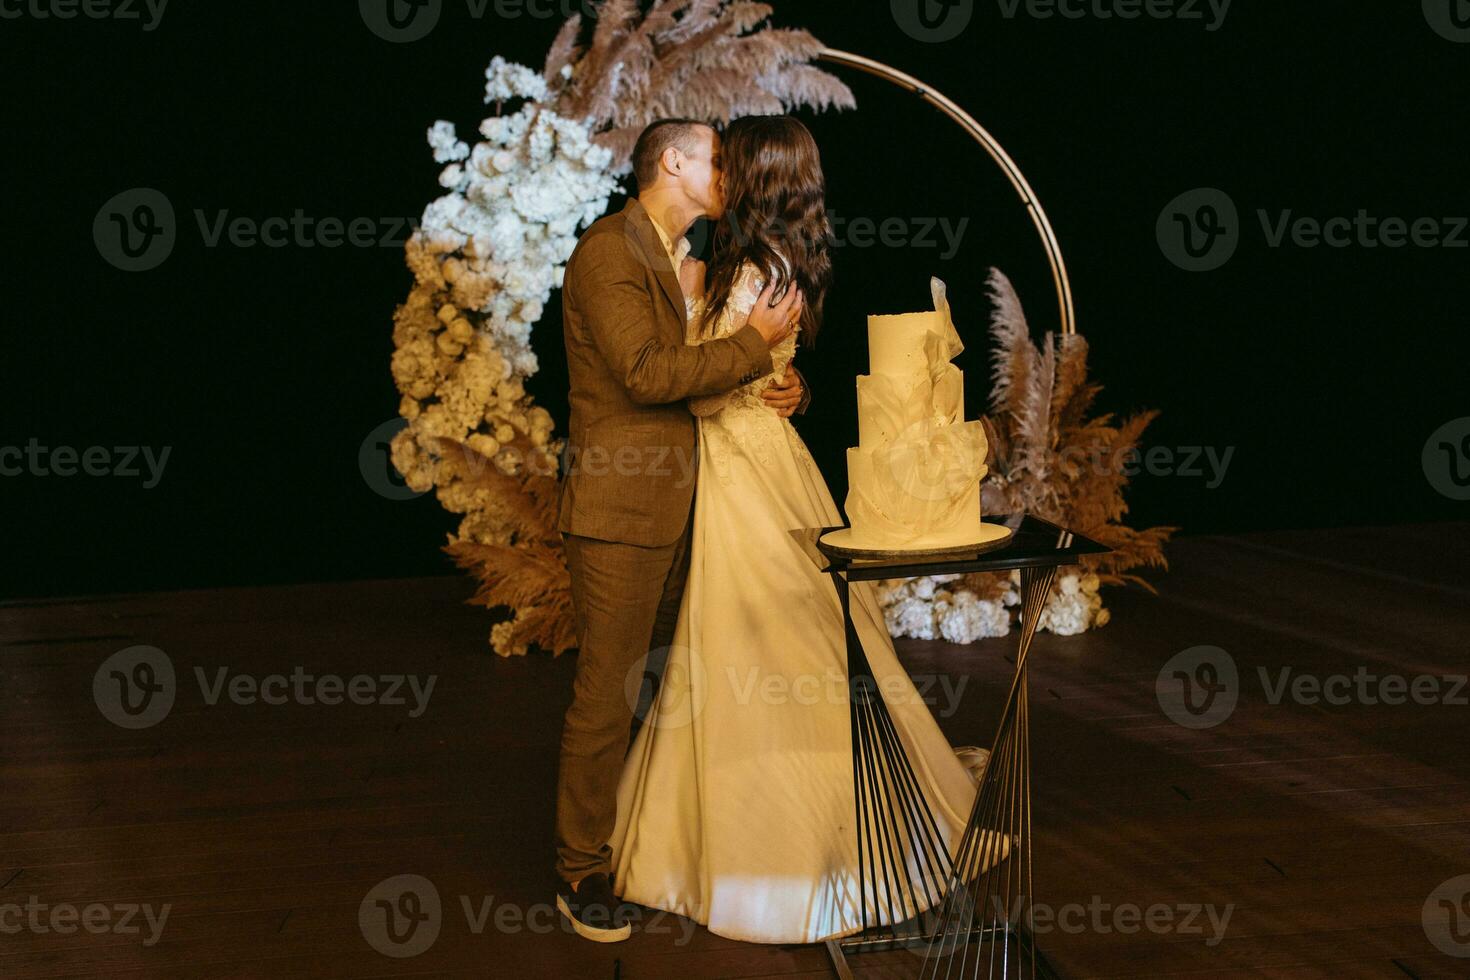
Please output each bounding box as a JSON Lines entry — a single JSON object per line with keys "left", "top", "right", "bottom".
{"left": 790, "top": 513, "right": 1111, "bottom": 582}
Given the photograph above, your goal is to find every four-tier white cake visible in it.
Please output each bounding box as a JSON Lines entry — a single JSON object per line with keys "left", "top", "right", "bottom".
{"left": 829, "top": 278, "right": 996, "bottom": 553}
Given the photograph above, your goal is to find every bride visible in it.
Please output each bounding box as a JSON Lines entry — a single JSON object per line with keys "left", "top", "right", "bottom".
{"left": 608, "top": 115, "right": 990, "bottom": 945}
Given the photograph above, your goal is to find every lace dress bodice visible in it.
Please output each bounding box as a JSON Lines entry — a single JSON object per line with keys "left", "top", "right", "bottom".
{"left": 684, "top": 260, "right": 809, "bottom": 484}
{"left": 685, "top": 261, "right": 799, "bottom": 417}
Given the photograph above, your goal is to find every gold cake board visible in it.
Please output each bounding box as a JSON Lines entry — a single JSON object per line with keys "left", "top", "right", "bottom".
{"left": 817, "top": 521, "right": 1014, "bottom": 560}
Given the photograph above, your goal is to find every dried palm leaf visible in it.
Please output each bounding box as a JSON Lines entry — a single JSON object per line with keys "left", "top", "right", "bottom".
{"left": 547, "top": 0, "right": 853, "bottom": 173}
{"left": 975, "top": 267, "right": 1176, "bottom": 600}
{"left": 446, "top": 539, "right": 577, "bottom": 655}
{"left": 543, "top": 15, "right": 584, "bottom": 81}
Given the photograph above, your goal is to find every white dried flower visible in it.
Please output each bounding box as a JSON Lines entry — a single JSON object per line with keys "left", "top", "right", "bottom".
{"left": 428, "top": 120, "right": 469, "bottom": 163}
{"left": 490, "top": 619, "right": 528, "bottom": 657}
{"left": 439, "top": 164, "right": 466, "bottom": 190}
{"left": 885, "top": 597, "right": 937, "bottom": 640}
{"left": 937, "top": 592, "right": 1010, "bottom": 642}
{"left": 483, "top": 55, "right": 548, "bottom": 104}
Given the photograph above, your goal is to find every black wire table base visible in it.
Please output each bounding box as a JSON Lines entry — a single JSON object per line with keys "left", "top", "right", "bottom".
{"left": 823, "top": 563, "right": 1062, "bottom": 980}
{"left": 916, "top": 564, "right": 1056, "bottom": 980}
{"left": 797, "top": 514, "right": 1108, "bottom": 980}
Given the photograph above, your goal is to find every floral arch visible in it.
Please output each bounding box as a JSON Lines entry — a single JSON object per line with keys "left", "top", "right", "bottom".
{"left": 388, "top": 1, "right": 1171, "bottom": 656}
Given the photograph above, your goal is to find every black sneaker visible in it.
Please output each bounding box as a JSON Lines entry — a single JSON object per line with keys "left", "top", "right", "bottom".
{"left": 555, "top": 872, "right": 632, "bottom": 942}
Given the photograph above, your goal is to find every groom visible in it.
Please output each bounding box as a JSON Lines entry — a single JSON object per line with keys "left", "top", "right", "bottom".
{"left": 553, "top": 118, "right": 807, "bottom": 942}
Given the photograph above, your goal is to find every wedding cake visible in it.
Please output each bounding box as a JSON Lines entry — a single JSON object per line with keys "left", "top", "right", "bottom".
{"left": 827, "top": 278, "right": 999, "bottom": 554}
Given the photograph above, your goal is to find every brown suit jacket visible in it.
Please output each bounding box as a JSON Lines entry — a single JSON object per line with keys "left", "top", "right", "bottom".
{"left": 556, "top": 198, "right": 776, "bottom": 547}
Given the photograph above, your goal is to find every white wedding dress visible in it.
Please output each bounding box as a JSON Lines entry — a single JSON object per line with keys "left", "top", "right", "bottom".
{"left": 607, "top": 260, "right": 991, "bottom": 944}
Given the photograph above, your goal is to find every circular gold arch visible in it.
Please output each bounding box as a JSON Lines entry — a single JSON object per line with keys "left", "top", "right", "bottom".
{"left": 816, "top": 48, "right": 1076, "bottom": 336}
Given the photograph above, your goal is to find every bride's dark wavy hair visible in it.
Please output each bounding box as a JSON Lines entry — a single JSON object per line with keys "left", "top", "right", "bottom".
{"left": 702, "top": 115, "right": 832, "bottom": 348}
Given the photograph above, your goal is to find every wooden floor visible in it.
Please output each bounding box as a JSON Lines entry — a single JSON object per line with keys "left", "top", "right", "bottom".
{"left": 2, "top": 521, "right": 1468, "bottom": 978}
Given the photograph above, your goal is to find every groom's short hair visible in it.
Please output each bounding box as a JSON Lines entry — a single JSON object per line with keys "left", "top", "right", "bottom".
{"left": 632, "top": 118, "right": 709, "bottom": 189}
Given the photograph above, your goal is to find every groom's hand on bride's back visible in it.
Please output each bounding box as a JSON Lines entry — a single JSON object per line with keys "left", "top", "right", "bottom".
{"left": 761, "top": 364, "right": 806, "bottom": 418}
{"left": 743, "top": 280, "right": 802, "bottom": 348}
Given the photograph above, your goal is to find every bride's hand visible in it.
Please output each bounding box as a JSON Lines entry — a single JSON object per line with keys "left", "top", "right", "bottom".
{"left": 678, "top": 257, "right": 706, "bottom": 302}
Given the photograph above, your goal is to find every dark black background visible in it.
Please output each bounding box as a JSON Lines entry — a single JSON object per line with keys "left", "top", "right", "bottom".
{"left": 3, "top": 1, "right": 1465, "bottom": 599}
